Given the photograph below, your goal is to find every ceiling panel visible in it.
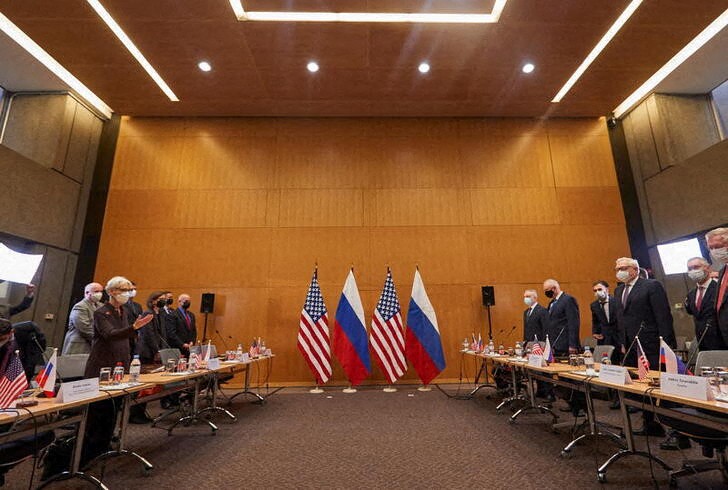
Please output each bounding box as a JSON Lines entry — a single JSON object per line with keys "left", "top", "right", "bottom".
{"left": 1, "top": 0, "right": 726, "bottom": 117}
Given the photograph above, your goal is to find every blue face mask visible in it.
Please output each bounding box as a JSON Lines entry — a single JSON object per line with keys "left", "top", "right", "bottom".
{"left": 524, "top": 297, "right": 534, "bottom": 307}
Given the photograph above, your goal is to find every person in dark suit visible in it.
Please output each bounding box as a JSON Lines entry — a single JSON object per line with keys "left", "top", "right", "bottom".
{"left": 522, "top": 289, "right": 548, "bottom": 343}
{"left": 122, "top": 281, "right": 144, "bottom": 359}
{"left": 684, "top": 256, "right": 725, "bottom": 351}
{"left": 82, "top": 276, "right": 152, "bottom": 466}
{"left": 7, "top": 284, "right": 35, "bottom": 318}
{"left": 542, "top": 279, "right": 580, "bottom": 355}
{"left": 590, "top": 280, "right": 619, "bottom": 354}
{"left": 172, "top": 294, "right": 197, "bottom": 356}
{"left": 706, "top": 228, "right": 728, "bottom": 346}
{"left": 614, "top": 257, "right": 675, "bottom": 437}
{"left": 136, "top": 291, "right": 168, "bottom": 364}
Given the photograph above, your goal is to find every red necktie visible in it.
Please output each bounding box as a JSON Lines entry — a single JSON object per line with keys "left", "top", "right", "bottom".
{"left": 622, "top": 284, "right": 631, "bottom": 306}
{"left": 718, "top": 272, "right": 728, "bottom": 312}
{"left": 695, "top": 286, "right": 704, "bottom": 310}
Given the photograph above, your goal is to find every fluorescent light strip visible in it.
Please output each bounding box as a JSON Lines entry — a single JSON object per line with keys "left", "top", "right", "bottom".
{"left": 614, "top": 7, "right": 728, "bottom": 118}
{"left": 0, "top": 12, "right": 112, "bottom": 118}
{"left": 552, "top": 0, "right": 642, "bottom": 103}
{"left": 229, "top": 0, "right": 507, "bottom": 24}
{"left": 86, "top": 0, "right": 178, "bottom": 102}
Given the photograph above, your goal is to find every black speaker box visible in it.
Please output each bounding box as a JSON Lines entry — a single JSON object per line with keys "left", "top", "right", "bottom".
{"left": 200, "top": 293, "right": 215, "bottom": 314}
{"left": 481, "top": 286, "right": 495, "bottom": 307}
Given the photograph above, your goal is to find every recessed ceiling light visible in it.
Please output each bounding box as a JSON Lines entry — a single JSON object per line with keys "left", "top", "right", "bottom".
{"left": 418, "top": 62, "right": 430, "bottom": 74}
{"left": 198, "top": 61, "right": 212, "bottom": 72}
{"left": 229, "top": 0, "right": 508, "bottom": 24}
{"left": 614, "top": 7, "right": 728, "bottom": 118}
{"left": 87, "top": 0, "right": 178, "bottom": 101}
{"left": 0, "top": 11, "right": 112, "bottom": 118}
{"left": 552, "top": 0, "right": 643, "bottom": 103}
{"left": 307, "top": 61, "right": 319, "bottom": 73}
{"left": 522, "top": 63, "right": 535, "bottom": 74}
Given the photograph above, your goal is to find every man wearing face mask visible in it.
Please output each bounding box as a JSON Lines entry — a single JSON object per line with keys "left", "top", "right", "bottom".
{"left": 590, "top": 281, "right": 619, "bottom": 357}
{"left": 61, "top": 282, "right": 104, "bottom": 355}
{"left": 172, "top": 294, "right": 197, "bottom": 356}
{"left": 523, "top": 289, "right": 548, "bottom": 344}
{"left": 684, "top": 256, "right": 724, "bottom": 351}
{"left": 614, "top": 256, "right": 675, "bottom": 436}
{"left": 706, "top": 227, "right": 728, "bottom": 345}
{"left": 542, "top": 279, "right": 580, "bottom": 355}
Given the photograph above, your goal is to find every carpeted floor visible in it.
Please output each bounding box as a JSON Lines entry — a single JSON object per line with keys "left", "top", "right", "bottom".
{"left": 5, "top": 384, "right": 727, "bottom": 489}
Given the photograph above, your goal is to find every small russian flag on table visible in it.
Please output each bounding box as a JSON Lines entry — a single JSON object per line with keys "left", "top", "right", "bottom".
{"left": 35, "top": 348, "right": 57, "bottom": 397}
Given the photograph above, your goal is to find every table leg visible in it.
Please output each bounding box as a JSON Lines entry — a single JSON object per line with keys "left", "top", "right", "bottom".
{"left": 198, "top": 371, "right": 237, "bottom": 421}
{"left": 496, "top": 363, "right": 526, "bottom": 411}
{"left": 167, "top": 376, "right": 218, "bottom": 435}
{"left": 509, "top": 370, "right": 558, "bottom": 425}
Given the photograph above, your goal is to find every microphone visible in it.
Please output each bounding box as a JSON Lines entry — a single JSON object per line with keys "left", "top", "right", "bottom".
{"left": 620, "top": 321, "right": 646, "bottom": 367}
{"left": 30, "top": 333, "right": 47, "bottom": 362}
{"left": 215, "top": 329, "right": 230, "bottom": 350}
{"left": 551, "top": 326, "right": 566, "bottom": 351}
{"left": 685, "top": 319, "right": 712, "bottom": 370}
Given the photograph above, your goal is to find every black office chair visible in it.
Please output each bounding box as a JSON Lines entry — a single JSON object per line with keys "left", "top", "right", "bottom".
{"left": 660, "top": 350, "right": 728, "bottom": 487}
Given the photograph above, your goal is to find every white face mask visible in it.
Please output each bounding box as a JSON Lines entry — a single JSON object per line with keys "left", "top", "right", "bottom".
{"left": 524, "top": 297, "right": 534, "bottom": 307}
{"left": 114, "top": 292, "right": 130, "bottom": 304}
{"left": 91, "top": 292, "right": 103, "bottom": 302}
{"left": 594, "top": 290, "right": 607, "bottom": 300}
{"left": 710, "top": 247, "right": 728, "bottom": 264}
{"left": 616, "top": 270, "right": 631, "bottom": 283}
{"left": 687, "top": 269, "right": 707, "bottom": 283}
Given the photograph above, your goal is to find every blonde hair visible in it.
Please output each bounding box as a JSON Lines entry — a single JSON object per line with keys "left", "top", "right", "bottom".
{"left": 105, "top": 276, "right": 131, "bottom": 292}
{"left": 705, "top": 227, "right": 728, "bottom": 240}
{"left": 615, "top": 257, "right": 639, "bottom": 269}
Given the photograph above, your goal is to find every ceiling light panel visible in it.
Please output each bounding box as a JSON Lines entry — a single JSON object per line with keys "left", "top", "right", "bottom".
{"left": 86, "top": 0, "right": 179, "bottom": 101}
{"left": 614, "top": 7, "right": 728, "bottom": 118}
{"left": 551, "top": 0, "right": 643, "bottom": 103}
{"left": 0, "top": 11, "right": 112, "bottom": 118}
{"left": 229, "top": 0, "right": 507, "bottom": 24}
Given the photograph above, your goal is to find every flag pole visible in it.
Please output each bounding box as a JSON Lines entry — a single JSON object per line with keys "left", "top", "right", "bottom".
{"left": 343, "top": 384, "right": 357, "bottom": 394}
{"left": 383, "top": 384, "right": 397, "bottom": 393}
{"left": 417, "top": 384, "right": 432, "bottom": 392}
{"left": 309, "top": 383, "right": 324, "bottom": 394}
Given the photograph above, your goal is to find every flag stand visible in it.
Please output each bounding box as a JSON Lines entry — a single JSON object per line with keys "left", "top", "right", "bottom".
{"left": 342, "top": 385, "right": 357, "bottom": 393}
{"left": 309, "top": 384, "right": 324, "bottom": 394}
{"left": 417, "top": 385, "right": 432, "bottom": 392}
{"left": 383, "top": 385, "right": 397, "bottom": 393}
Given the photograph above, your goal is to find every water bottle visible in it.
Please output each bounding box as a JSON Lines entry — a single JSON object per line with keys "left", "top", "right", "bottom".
{"left": 584, "top": 346, "right": 595, "bottom": 375}
{"left": 260, "top": 339, "right": 267, "bottom": 356}
{"left": 488, "top": 339, "right": 495, "bottom": 355}
{"left": 235, "top": 344, "right": 244, "bottom": 361}
{"left": 462, "top": 338, "right": 469, "bottom": 351}
{"left": 189, "top": 353, "right": 198, "bottom": 372}
{"left": 112, "top": 362, "right": 124, "bottom": 384}
{"left": 498, "top": 344, "right": 505, "bottom": 355}
{"left": 129, "top": 355, "right": 141, "bottom": 383}
{"left": 601, "top": 352, "right": 611, "bottom": 366}
{"left": 515, "top": 341, "right": 523, "bottom": 357}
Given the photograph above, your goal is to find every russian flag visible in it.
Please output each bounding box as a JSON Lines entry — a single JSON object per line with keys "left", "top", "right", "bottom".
{"left": 660, "top": 337, "right": 690, "bottom": 375}
{"left": 35, "top": 348, "right": 57, "bottom": 397}
{"left": 405, "top": 269, "right": 446, "bottom": 385}
{"left": 543, "top": 335, "right": 554, "bottom": 363}
{"left": 333, "top": 269, "right": 371, "bottom": 386}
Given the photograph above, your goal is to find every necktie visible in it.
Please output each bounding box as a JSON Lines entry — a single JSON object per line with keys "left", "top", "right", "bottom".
{"left": 622, "top": 284, "right": 631, "bottom": 306}
{"left": 695, "top": 286, "right": 704, "bottom": 310}
{"left": 185, "top": 311, "right": 191, "bottom": 330}
{"left": 527, "top": 307, "right": 533, "bottom": 319}
{"left": 602, "top": 302, "right": 609, "bottom": 322}
{"left": 718, "top": 271, "right": 728, "bottom": 312}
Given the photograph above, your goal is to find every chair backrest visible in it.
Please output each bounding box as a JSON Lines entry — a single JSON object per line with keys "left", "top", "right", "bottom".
{"left": 694, "top": 350, "right": 728, "bottom": 375}
{"left": 56, "top": 354, "right": 89, "bottom": 380}
{"left": 190, "top": 344, "right": 218, "bottom": 358}
{"left": 593, "top": 345, "right": 614, "bottom": 362}
{"left": 159, "top": 348, "right": 182, "bottom": 365}
{"left": 582, "top": 336, "right": 597, "bottom": 349}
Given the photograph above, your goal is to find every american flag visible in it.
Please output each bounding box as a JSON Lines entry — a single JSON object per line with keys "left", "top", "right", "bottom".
{"left": 370, "top": 269, "right": 407, "bottom": 384}
{"left": 531, "top": 339, "right": 544, "bottom": 357}
{"left": 298, "top": 269, "right": 332, "bottom": 385}
{"left": 0, "top": 351, "right": 29, "bottom": 408}
{"left": 636, "top": 336, "right": 650, "bottom": 381}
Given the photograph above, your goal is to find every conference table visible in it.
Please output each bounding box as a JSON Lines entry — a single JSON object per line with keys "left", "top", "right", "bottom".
{"left": 0, "top": 354, "right": 275, "bottom": 489}
{"left": 463, "top": 351, "right": 728, "bottom": 483}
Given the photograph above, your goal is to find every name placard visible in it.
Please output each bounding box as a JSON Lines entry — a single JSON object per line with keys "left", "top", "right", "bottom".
{"left": 206, "top": 358, "right": 221, "bottom": 370}
{"left": 57, "top": 378, "right": 100, "bottom": 403}
{"left": 528, "top": 354, "right": 544, "bottom": 367}
{"left": 660, "top": 373, "right": 713, "bottom": 401}
{"left": 598, "top": 365, "right": 631, "bottom": 385}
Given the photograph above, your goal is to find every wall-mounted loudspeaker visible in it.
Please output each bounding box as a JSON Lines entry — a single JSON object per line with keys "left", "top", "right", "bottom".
{"left": 481, "top": 286, "right": 495, "bottom": 307}
{"left": 200, "top": 293, "right": 215, "bottom": 314}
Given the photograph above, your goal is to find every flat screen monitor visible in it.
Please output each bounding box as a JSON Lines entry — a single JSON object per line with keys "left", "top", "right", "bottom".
{"left": 656, "top": 238, "right": 703, "bottom": 275}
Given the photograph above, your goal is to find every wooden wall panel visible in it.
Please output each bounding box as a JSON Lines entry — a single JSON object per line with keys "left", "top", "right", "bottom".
{"left": 96, "top": 116, "right": 631, "bottom": 384}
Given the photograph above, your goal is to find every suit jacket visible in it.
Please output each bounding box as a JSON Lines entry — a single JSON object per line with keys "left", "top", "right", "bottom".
{"left": 62, "top": 298, "right": 101, "bottom": 355}
{"left": 136, "top": 310, "right": 167, "bottom": 363}
{"left": 174, "top": 307, "right": 197, "bottom": 345}
{"left": 590, "top": 296, "right": 618, "bottom": 347}
{"left": 685, "top": 280, "right": 725, "bottom": 351}
{"left": 615, "top": 277, "right": 675, "bottom": 368}
{"left": 717, "top": 265, "right": 728, "bottom": 346}
{"left": 84, "top": 303, "right": 136, "bottom": 378}
{"left": 123, "top": 299, "right": 144, "bottom": 355}
{"left": 523, "top": 304, "right": 548, "bottom": 344}
{"left": 546, "top": 292, "right": 580, "bottom": 355}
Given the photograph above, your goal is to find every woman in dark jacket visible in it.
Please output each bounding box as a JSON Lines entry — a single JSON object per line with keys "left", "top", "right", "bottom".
{"left": 81, "top": 276, "right": 152, "bottom": 466}
{"left": 136, "top": 291, "right": 168, "bottom": 364}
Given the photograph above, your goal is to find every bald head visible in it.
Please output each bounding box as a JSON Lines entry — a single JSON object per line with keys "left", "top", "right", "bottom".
{"left": 542, "top": 279, "right": 561, "bottom": 299}
{"left": 84, "top": 282, "right": 104, "bottom": 303}
{"left": 178, "top": 294, "right": 191, "bottom": 310}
